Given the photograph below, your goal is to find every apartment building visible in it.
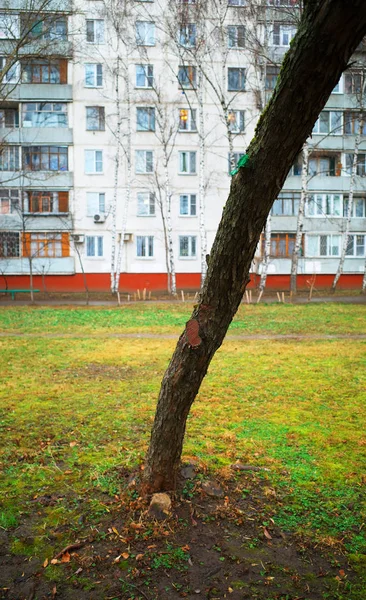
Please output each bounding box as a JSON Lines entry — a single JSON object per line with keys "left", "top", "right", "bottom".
{"left": 0, "top": 0, "right": 365, "bottom": 293}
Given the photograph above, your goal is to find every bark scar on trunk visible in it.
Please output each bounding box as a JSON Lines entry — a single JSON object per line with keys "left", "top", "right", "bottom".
{"left": 185, "top": 319, "right": 202, "bottom": 348}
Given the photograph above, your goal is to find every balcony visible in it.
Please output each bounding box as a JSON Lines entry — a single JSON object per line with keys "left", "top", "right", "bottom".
{"left": 2, "top": 127, "right": 73, "bottom": 144}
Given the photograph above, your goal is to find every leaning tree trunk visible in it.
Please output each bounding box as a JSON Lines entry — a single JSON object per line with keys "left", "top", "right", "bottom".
{"left": 142, "top": 0, "right": 366, "bottom": 493}
{"left": 290, "top": 142, "right": 309, "bottom": 294}
{"left": 332, "top": 115, "right": 364, "bottom": 291}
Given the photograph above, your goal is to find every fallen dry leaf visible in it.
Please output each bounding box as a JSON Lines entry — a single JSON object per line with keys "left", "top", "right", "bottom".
{"left": 122, "top": 552, "right": 129, "bottom": 559}
{"left": 263, "top": 527, "right": 272, "bottom": 540}
{"left": 51, "top": 559, "right": 58, "bottom": 565}
{"left": 136, "top": 554, "right": 144, "bottom": 561}
{"left": 61, "top": 552, "right": 70, "bottom": 563}
{"left": 43, "top": 558, "right": 49, "bottom": 568}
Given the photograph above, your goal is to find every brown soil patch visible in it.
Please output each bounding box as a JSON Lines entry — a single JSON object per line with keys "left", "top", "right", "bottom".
{"left": 0, "top": 466, "right": 362, "bottom": 600}
{"left": 64, "top": 363, "right": 135, "bottom": 381}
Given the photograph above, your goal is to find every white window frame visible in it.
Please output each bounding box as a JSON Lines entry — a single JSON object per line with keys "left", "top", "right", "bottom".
{"left": 86, "top": 235, "right": 104, "bottom": 258}
{"left": 84, "top": 150, "right": 103, "bottom": 174}
{"left": 135, "top": 150, "right": 153, "bottom": 174}
{"left": 306, "top": 234, "right": 341, "bottom": 257}
{"left": 270, "top": 23, "right": 297, "bottom": 47}
{"left": 136, "top": 235, "right": 154, "bottom": 258}
{"left": 0, "top": 146, "right": 20, "bottom": 171}
{"left": 84, "top": 63, "right": 103, "bottom": 88}
{"left": 22, "top": 102, "right": 68, "bottom": 128}
{"left": 178, "top": 65, "right": 197, "bottom": 89}
{"left": 86, "top": 106, "right": 105, "bottom": 131}
{"left": 86, "top": 192, "right": 105, "bottom": 216}
{"left": 179, "top": 235, "right": 197, "bottom": 258}
{"left": 137, "top": 191, "right": 155, "bottom": 216}
{"left": 0, "top": 57, "right": 19, "bottom": 83}
{"left": 312, "top": 111, "right": 343, "bottom": 135}
{"left": 227, "top": 25, "right": 245, "bottom": 48}
{"left": 345, "top": 234, "right": 366, "bottom": 257}
{"left": 228, "top": 0, "right": 246, "bottom": 6}
{"left": 179, "top": 193, "right": 197, "bottom": 216}
{"left": 345, "top": 153, "right": 366, "bottom": 176}
{"left": 228, "top": 109, "right": 245, "bottom": 133}
{"left": 136, "top": 107, "right": 155, "bottom": 131}
{"left": 343, "top": 196, "right": 366, "bottom": 218}
{"left": 307, "top": 194, "right": 342, "bottom": 217}
{"left": 178, "top": 108, "right": 197, "bottom": 132}
{"left": 0, "top": 189, "right": 19, "bottom": 215}
{"left": 332, "top": 75, "right": 343, "bottom": 94}
{"left": 0, "top": 13, "right": 19, "bottom": 39}
{"left": 179, "top": 23, "right": 196, "bottom": 47}
{"left": 86, "top": 19, "right": 104, "bottom": 44}
{"left": 227, "top": 67, "right": 246, "bottom": 91}
{"left": 179, "top": 151, "right": 197, "bottom": 174}
{"left": 135, "top": 64, "right": 154, "bottom": 88}
{"left": 136, "top": 21, "right": 155, "bottom": 46}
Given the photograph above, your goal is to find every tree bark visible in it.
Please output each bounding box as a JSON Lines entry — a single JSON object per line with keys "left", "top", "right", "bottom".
{"left": 258, "top": 215, "right": 271, "bottom": 295}
{"left": 142, "top": 0, "right": 366, "bottom": 494}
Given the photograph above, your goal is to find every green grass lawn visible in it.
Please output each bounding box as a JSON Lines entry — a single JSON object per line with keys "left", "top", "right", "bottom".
{"left": 0, "top": 302, "right": 365, "bottom": 335}
{"left": 0, "top": 304, "right": 365, "bottom": 598}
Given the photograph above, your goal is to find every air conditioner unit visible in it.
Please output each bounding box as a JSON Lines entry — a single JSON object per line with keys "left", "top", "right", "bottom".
{"left": 72, "top": 234, "right": 85, "bottom": 244}
{"left": 94, "top": 213, "right": 105, "bottom": 223}
{"left": 123, "top": 233, "right": 133, "bottom": 242}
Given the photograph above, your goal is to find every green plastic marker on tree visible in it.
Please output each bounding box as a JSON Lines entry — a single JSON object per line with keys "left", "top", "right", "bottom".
{"left": 230, "top": 153, "right": 249, "bottom": 176}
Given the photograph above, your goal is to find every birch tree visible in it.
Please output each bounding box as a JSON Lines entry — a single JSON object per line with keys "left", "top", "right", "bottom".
{"left": 142, "top": 0, "right": 366, "bottom": 493}
{"left": 290, "top": 142, "right": 308, "bottom": 294}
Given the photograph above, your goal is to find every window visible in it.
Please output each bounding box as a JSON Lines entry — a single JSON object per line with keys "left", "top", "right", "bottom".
{"left": 344, "top": 112, "right": 366, "bottom": 135}
{"left": 267, "top": 0, "right": 299, "bottom": 5}
{"left": 0, "top": 189, "right": 19, "bottom": 214}
{"left": 228, "top": 152, "right": 245, "bottom": 173}
{"left": 135, "top": 150, "right": 153, "bottom": 173}
{"left": 179, "top": 108, "right": 197, "bottom": 131}
{"left": 85, "top": 63, "right": 103, "bottom": 87}
{"left": 262, "top": 233, "right": 297, "bottom": 258}
{"left": 179, "top": 235, "right": 196, "bottom": 258}
{"left": 87, "top": 192, "right": 105, "bottom": 216}
{"left": 228, "top": 67, "right": 246, "bottom": 91}
{"left": 136, "top": 21, "right": 155, "bottom": 46}
{"left": 0, "top": 232, "right": 20, "bottom": 257}
{"left": 343, "top": 197, "right": 366, "bottom": 218}
{"left": 137, "top": 192, "right": 155, "bottom": 216}
{"left": 23, "top": 16, "right": 67, "bottom": 41}
{"left": 24, "top": 232, "right": 69, "bottom": 258}
{"left": 0, "top": 57, "right": 19, "bottom": 83}
{"left": 86, "top": 106, "right": 105, "bottom": 131}
{"left": 228, "top": 0, "right": 246, "bottom": 6}
{"left": 344, "top": 71, "right": 365, "bottom": 95}
{"left": 137, "top": 235, "right": 154, "bottom": 257}
{"left": 265, "top": 65, "right": 280, "bottom": 90}
{"left": 86, "top": 236, "right": 103, "bottom": 257}
{"left": 24, "top": 190, "right": 69, "bottom": 213}
{"left": 346, "top": 153, "right": 366, "bottom": 176}
{"left": 179, "top": 151, "right": 196, "bottom": 174}
{"left": 306, "top": 234, "right": 341, "bottom": 257}
{"left": 0, "top": 13, "right": 19, "bottom": 39}
{"left": 272, "top": 192, "right": 300, "bottom": 216}
{"left": 312, "top": 111, "right": 342, "bottom": 135}
{"left": 135, "top": 64, "right": 154, "bottom": 88}
{"left": 332, "top": 76, "right": 343, "bottom": 94}
{"left": 309, "top": 154, "right": 339, "bottom": 177}
{"left": 136, "top": 107, "right": 155, "bottom": 131}
{"left": 0, "top": 108, "right": 19, "bottom": 128}
{"left": 0, "top": 146, "right": 20, "bottom": 170}
{"left": 178, "top": 65, "right": 197, "bottom": 89}
{"left": 23, "top": 146, "right": 68, "bottom": 171}
{"left": 179, "top": 24, "right": 196, "bottom": 47}
{"left": 228, "top": 25, "right": 245, "bottom": 48}
{"left": 85, "top": 150, "right": 103, "bottom": 174}
{"left": 288, "top": 154, "right": 302, "bottom": 176}
{"left": 22, "top": 102, "right": 67, "bottom": 127}
{"left": 307, "top": 194, "right": 342, "bottom": 217}
{"left": 345, "top": 234, "right": 366, "bottom": 257}
{"left": 227, "top": 109, "right": 245, "bottom": 132}
{"left": 22, "top": 59, "right": 67, "bottom": 84}
{"left": 180, "top": 194, "right": 196, "bottom": 216}
{"left": 86, "top": 19, "right": 104, "bottom": 43}
{"left": 270, "top": 24, "right": 296, "bottom": 46}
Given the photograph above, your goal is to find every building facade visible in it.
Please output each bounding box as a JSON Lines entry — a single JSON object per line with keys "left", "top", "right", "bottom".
{"left": 1, "top": 0, "right": 365, "bottom": 293}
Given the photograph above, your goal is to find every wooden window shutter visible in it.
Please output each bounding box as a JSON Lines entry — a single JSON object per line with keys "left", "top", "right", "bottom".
{"left": 58, "top": 191, "right": 69, "bottom": 213}
{"left": 22, "top": 232, "right": 31, "bottom": 257}
{"left": 59, "top": 59, "right": 67, "bottom": 84}
{"left": 61, "top": 233, "right": 69, "bottom": 257}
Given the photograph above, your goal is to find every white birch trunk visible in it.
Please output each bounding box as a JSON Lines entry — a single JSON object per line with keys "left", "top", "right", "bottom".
{"left": 332, "top": 116, "right": 364, "bottom": 292}
{"left": 290, "top": 142, "right": 309, "bottom": 294}
{"left": 197, "top": 72, "right": 207, "bottom": 284}
{"left": 163, "top": 160, "right": 177, "bottom": 295}
{"left": 362, "top": 258, "right": 366, "bottom": 293}
{"left": 110, "top": 55, "right": 121, "bottom": 294}
{"left": 115, "top": 64, "right": 132, "bottom": 292}
{"left": 258, "top": 214, "right": 271, "bottom": 293}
